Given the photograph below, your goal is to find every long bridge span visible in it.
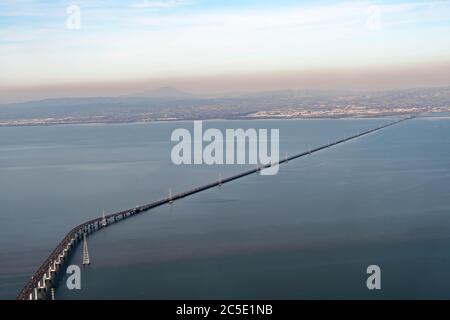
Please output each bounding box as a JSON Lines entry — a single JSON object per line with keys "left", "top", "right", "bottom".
{"left": 16, "top": 116, "right": 414, "bottom": 300}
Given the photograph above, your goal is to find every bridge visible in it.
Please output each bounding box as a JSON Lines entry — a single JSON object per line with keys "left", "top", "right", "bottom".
{"left": 16, "top": 116, "right": 414, "bottom": 300}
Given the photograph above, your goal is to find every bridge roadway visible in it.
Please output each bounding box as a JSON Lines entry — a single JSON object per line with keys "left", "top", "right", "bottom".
{"left": 16, "top": 116, "right": 414, "bottom": 300}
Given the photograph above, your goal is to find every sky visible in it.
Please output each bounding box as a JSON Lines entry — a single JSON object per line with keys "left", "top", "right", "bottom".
{"left": 1, "top": 0, "right": 450, "bottom": 102}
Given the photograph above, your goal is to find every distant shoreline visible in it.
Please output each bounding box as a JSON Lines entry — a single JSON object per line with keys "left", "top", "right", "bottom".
{"left": 0, "top": 113, "right": 424, "bottom": 128}
{"left": 3, "top": 111, "right": 450, "bottom": 129}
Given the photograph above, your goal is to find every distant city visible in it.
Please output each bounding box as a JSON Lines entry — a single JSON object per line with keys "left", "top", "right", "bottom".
{"left": 1, "top": 86, "right": 449, "bottom": 127}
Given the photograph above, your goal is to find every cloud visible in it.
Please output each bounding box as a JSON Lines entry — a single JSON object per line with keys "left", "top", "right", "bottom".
{"left": 133, "top": 0, "right": 187, "bottom": 9}
{"left": 134, "top": 1, "right": 449, "bottom": 31}
{"left": 1, "top": 0, "right": 450, "bottom": 93}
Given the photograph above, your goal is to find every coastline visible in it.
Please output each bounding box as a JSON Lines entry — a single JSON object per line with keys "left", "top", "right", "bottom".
{"left": 0, "top": 112, "right": 426, "bottom": 128}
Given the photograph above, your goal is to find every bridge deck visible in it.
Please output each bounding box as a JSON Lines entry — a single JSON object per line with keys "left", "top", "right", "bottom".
{"left": 16, "top": 116, "right": 413, "bottom": 300}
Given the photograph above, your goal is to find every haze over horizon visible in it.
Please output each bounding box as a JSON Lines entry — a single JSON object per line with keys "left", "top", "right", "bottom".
{"left": 1, "top": 0, "right": 450, "bottom": 103}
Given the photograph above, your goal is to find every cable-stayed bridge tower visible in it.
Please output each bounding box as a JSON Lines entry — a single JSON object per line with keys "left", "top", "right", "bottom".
{"left": 101, "top": 210, "right": 107, "bottom": 228}
{"left": 82, "top": 233, "right": 90, "bottom": 266}
{"left": 169, "top": 188, "right": 174, "bottom": 203}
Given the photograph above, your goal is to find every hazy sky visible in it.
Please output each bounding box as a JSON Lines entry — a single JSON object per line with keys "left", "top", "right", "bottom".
{"left": 1, "top": 0, "right": 450, "bottom": 102}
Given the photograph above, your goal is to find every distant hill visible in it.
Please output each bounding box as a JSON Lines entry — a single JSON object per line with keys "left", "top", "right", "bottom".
{"left": 125, "top": 87, "right": 194, "bottom": 99}
{"left": 0, "top": 89, "right": 204, "bottom": 121}
{"left": 0, "top": 86, "right": 449, "bottom": 125}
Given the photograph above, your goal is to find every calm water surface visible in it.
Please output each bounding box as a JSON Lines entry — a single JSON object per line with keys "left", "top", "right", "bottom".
{"left": 1, "top": 118, "right": 449, "bottom": 299}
